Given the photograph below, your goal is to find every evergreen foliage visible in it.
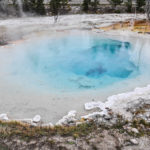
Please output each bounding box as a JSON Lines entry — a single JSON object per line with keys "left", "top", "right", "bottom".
{"left": 136, "top": 0, "right": 145, "bottom": 12}
{"left": 50, "top": 0, "right": 61, "bottom": 16}
{"left": 90, "top": 0, "right": 99, "bottom": 13}
{"left": 7, "top": 0, "right": 150, "bottom": 19}
{"left": 125, "top": 0, "right": 132, "bottom": 13}
{"left": 82, "top": 0, "right": 91, "bottom": 12}
{"left": 82, "top": 0, "right": 99, "bottom": 13}
{"left": 109, "top": 0, "right": 123, "bottom": 7}
{"left": 35, "top": 0, "right": 46, "bottom": 15}
{"left": 50, "top": 0, "right": 69, "bottom": 22}
{"left": 22, "top": 0, "right": 46, "bottom": 15}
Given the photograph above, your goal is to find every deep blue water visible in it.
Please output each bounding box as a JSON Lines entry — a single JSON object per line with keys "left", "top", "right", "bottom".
{"left": 11, "top": 34, "right": 138, "bottom": 91}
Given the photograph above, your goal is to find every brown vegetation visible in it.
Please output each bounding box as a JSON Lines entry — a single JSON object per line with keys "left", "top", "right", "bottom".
{"left": 99, "top": 19, "right": 150, "bottom": 34}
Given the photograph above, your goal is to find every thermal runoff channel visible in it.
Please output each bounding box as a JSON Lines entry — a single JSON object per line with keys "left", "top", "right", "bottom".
{"left": 2, "top": 33, "right": 138, "bottom": 91}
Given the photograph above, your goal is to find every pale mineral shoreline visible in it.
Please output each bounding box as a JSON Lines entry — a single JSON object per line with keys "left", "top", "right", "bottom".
{"left": 0, "top": 14, "right": 150, "bottom": 125}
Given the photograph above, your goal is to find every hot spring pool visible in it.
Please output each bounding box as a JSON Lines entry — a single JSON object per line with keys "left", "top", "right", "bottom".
{"left": 1, "top": 33, "right": 138, "bottom": 91}
{"left": 0, "top": 31, "right": 149, "bottom": 122}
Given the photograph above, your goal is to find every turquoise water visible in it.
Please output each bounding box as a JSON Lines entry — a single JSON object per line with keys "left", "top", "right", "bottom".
{"left": 10, "top": 34, "right": 138, "bottom": 91}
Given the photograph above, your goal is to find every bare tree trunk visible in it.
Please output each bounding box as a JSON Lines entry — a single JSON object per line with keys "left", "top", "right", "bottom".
{"left": 54, "top": 15, "right": 59, "bottom": 23}
{"left": 146, "top": 0, "right": 150, "bottom": 21}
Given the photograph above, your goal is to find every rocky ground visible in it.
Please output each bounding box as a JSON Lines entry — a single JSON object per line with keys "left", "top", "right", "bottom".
{"left": 0, "top": 98, "right": 150, "bottom": 150}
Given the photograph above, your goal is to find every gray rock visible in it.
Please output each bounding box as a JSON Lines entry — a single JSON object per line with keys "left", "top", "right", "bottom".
{"left": 130, "top": 139, "right": 139, "bottom": 145}
{"left": 0, "top": 113, "right": 8, "bottom": 120}
{"left": 131, "top": 128, "right": 139, "bottom": 134}
{"left": 29, "top": 140, "right": 37, "bottom": 145}
{"left": 76, "top": 122, "right": 83, "bottom": 126}
{"left": 32, "top": 115, "right": 41, "bottom": 123}
{"left": 104, "top": 115, "right": 112, "bottom": 120}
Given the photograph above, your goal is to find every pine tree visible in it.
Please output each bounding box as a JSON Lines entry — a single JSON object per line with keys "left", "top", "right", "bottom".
{"left": 50, "top": 0, "right": 69, "bottom": 22}
{"left": 125, "top": 0, "right": 132, "bottom": 13}
{"left": 50, "top": 0, "right": 60, "bottom": 15}
{"left": 36, "top": 0, "right": 46, "bottom": 15}
{"left": 109, "top": 0, "right": 123, "bottom": 7}
{"left": 23, "top": 0, "right": 46, "bottom": 15}
{"left": 136, "top": 0, "right": 145, "bottom": 12}
{"left": 23, "top": 0, "right": 30, "bottom": 12}
{"left": 82, "top": 0, "right": 91, "bottom": 12}
{"left": 50, "top": 0, "right": 61, "bottom": 22}
{"left": 90, "top": 0, "right": 99, "bottom": 13}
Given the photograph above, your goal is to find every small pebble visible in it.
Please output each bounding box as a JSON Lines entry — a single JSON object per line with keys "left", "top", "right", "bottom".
{"left": 32, "top": 115, "right": 41, "bottom": 123}
{"left": 130, "top": 139, "right": 139, "bottom": 145}
{"left": 131, "top": 128, "right": 139, "bottom": 134}
{"left": 0, "top": 114, "right": 9, "bottom": 120}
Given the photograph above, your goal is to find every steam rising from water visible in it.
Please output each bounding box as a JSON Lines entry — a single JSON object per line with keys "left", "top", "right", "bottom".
{"left": 0, "top": 0, "right": 25, "bottom": 17}
{"left": 16, "top": 0, "right": 24, "bottom": 17}
{"left": 0, "top": 32, "right": 138, "bottom": 91}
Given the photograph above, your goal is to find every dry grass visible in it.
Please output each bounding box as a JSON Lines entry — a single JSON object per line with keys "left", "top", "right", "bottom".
{"left": 0, "top": 120, "right": 96, "bottom": 141}
{"left": 0, "top": 112, "right": 149, "bottom": 142}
